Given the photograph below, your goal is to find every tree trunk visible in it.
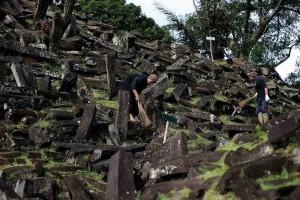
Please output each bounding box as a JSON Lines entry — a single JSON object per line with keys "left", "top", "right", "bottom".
{"left": 34, "top": 0, "right": 52, "bottom": 23}
{"left": 63, "top": 0, "right": 76, "bottom": 29}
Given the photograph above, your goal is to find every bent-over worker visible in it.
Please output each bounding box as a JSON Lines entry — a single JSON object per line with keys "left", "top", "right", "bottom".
{"left": 120, "top": 72, "right": 158, "bottom": 123}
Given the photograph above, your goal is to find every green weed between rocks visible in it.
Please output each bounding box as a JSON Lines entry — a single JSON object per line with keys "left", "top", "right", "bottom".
{"left": 257, "top": 168, "right": 300, "bottom": 190}
{"left": 157, "top": 188, "right": 192, "bottom": 200}
{"left": 32, "top": 120, "right": 53, "bottom": 128}
{"left": 92, "top": 89, "right": 117, "bottom": 109}
{"left": 198, "top": 155, "right": 229, "bottom": 181}
{"left": 187, "top": 134, "right": 213, "bottom": 151}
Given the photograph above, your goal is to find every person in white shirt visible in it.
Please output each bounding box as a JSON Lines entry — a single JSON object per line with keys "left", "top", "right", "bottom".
{"left": 224, "top": 47, "right": 233, "bottom": 64}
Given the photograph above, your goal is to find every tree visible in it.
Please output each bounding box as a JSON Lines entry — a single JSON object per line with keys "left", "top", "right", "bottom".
{"left": 190, "top": 1, "right": 232, "bottom": 49}
{"left": 154, "top": 3, "right": 198, "bottom": 48}
{"left": 78, "top": 0, "right": 171, "bottom": 41}
{"left": 169, "top": 0, "right": 300, "bottom": 66}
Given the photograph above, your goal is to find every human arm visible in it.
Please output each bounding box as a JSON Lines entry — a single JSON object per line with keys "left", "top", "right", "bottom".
{"left": 265, "top": 87, "right": 268, "bottom": 96}
{"left": 265, "top": 87, "right": 270, "bottom": 101}
{"left": 132, "top": 89, "right": 140, "bottom": 103}
{"left": 131, "top": 76, "right": 142, "bottom": 103}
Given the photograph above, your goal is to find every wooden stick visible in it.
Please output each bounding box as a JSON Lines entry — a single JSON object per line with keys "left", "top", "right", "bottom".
{"left": 238, "top": 96, "right": 256, "bottom": 108}
{"left": 163, "top": 121, "right": 169, "bottom": 144}
{"left": 138, "top": 103, "right": 151, "bottom": 127}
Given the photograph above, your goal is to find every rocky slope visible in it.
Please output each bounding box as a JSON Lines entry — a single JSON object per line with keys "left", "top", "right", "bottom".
{"left": 0, "top": 0, "right": 300, "bottom": 199}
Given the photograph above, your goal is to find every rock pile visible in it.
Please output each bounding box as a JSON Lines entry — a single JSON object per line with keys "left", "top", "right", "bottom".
{"left": 0, "top": 0, "right": 300, "bottom": 199}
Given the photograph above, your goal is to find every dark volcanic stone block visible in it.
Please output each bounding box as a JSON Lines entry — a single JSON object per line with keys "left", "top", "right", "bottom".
{"left": 38, "top": 76, "right": 51, "bottom": 91}
{"left": 25, "top": 177, "right": 54, "bottom": 199}
{"left": 115, "top": 90, "right": 129, "bottom": 142}
{"left": 141, "top": 178, "right": 213, "bottom": 200}
{"left": 232, "top": 178, "right": 261, "bottom": 200}
{"left": 145, "top": 132, "right": 188, "bottom": 163}
{"left": 106, "top": 150, "right": 135, "bottom": 200}
{"left": 59, "top": 72, "right": 78, "bottom": 94}
{"left": 11, "top": 62, "right": 26, "bottom": 87}
{"left": 267, "top": 116, "right": 300, "bottom": 144}
{"left": 0, "top": 179, "right": 20, "bottom": 199}
{"left": 64, "top": 176, "right": 91, "bottom": 200}
{"left": 233, "top": 133, "right": 257, "bottom": 144}
{"left": 75, "top": 103, "right": 96, "bottom": 143}
{"left": 168, "top": 132, "right": 188, "bottom": 158}
{"left": 141, "top": 73, "right": 168, "bottom": 102}
{"left": 218, "top": 154, "right": 288, "bottom": 193}
{"left": 149, "top": 158, "right": 190, "bottom": 181}
{"left": 217, "top": 167, "right": 241, "bottom": 194}
{"left": 222, "top": 124, "right": 256, "bottom": 133}
{"left": 173, "top": 83, "right": 188, "bottom": 100}
{"left": 105, "top": 53, "right": 116, "bottom": 99}
{"left": 29, "top": 127, "right": 51, "bottom": 146}
{"left": 224, "top": 144, "right": 273, "bottom": 166}
{"left": 243, "top": 154, "right": 288, "bottom": 179}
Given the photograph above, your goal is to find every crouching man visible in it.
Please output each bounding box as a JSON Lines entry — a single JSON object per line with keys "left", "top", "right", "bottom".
{"left": 120, "top": 72, "right": 158, "bottom": 123}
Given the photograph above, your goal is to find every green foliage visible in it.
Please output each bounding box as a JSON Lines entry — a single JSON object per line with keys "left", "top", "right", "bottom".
{"left": 187, "top": 1, "right": 231, "bottom": 49}
{"left": 78, "top": 0, "right": 171, "bottom": 41}
{"left": 249, "top": 42, "right": 269, "bottom": 66}
{"left": 167, "top": 0, "right": 300, "bottom": 66}
{"left": 41, "top": 62, "right": 63, "bottom": 73}
{"left": 155, "top": 3, "right": 198, "bottom": 47}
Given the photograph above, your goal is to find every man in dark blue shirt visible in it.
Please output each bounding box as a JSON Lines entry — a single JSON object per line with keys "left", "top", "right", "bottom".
{"left": 121, "top": 73, "right": 158, "bottom": 122}
{"left": 248, "top": 71, "right": 270, "bottom": 124}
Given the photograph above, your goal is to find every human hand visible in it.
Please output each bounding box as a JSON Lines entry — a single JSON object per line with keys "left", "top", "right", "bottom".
{"left": 135, "top": 95, "right": 140, "bottom": 102}
{"left": 265, "top": 95, "right": 270, "bottom": 102}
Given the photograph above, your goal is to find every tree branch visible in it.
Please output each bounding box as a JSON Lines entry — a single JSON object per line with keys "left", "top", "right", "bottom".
{"left": 252, "top": 0, "right": 284, "bottom": 43}
{"left": 257, "top": 0, "right": 263, "bottom": 21}
{"left": 283, "top": 7, "right": 300, "bottom": 14}
{"left": 275, "top": 42, "right": 300, "bottom": 66}
{"left": 266, "top": 0, "right": 284, "bottom": 24}
{"left": 244, "top": 0, "right": 252, "bottom": 34}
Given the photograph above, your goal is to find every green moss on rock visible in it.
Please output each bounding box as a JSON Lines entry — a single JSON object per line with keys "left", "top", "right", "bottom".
{"left": 188, "top": 134, "right": 213, "bottom": 151}
{"left": 33, "top": 120, "right": 53, "bottom": 128}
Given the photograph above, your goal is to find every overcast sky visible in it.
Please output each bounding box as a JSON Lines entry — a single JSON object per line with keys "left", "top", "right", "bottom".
{"left": 126, "top": 0, "right": 298, "bottom": 80}
{"left": 127, "top": 0, "right": 195, "bottom": 26}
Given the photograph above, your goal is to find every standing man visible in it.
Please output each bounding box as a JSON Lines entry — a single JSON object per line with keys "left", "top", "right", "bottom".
{"left": 248, "top": 71, "right": 270, "bottom": 124}
{"left": 120, "top": 72, "right": 158, "bottom": 123}
{"left": 224, "top": 47, "right": 233, "bottom": 64}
